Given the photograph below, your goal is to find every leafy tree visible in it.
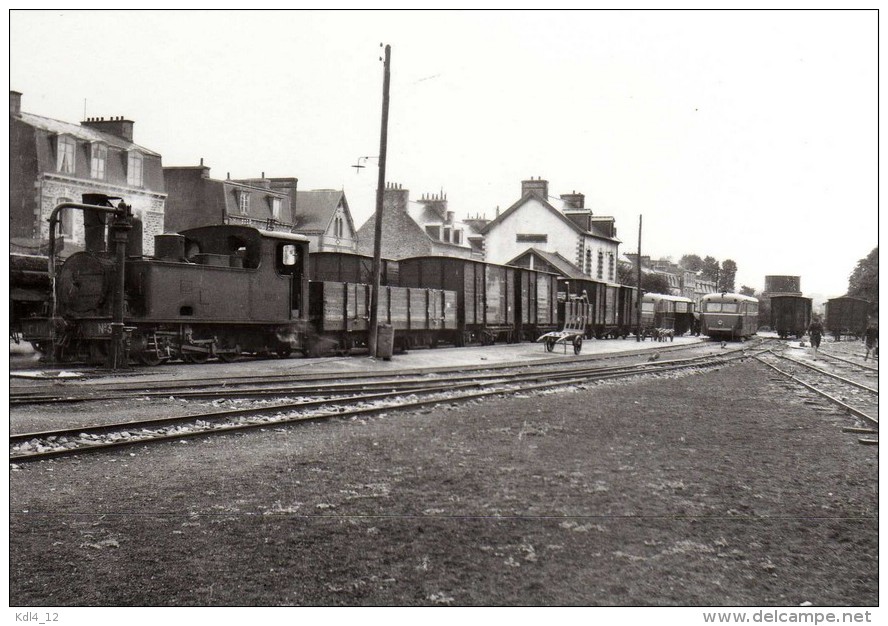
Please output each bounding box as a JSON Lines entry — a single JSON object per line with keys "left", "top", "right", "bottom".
{"left": 739, "top": 285, "right": 756, "bottom": 297}
{"left": 641, "top": 273, "right": 672, "bottom": 294}
{"left": 679, "top": 254, "right": 704, "bottom": 273}
{"left": 617, "top": 262, "right": 637, "bottom": 286}
{"left": 701, "top": 256, "right": 720, "bottom": 283}
{"left": 719, "top": 259, "right": 737, "bottom": 292}
{"left": 617, "top": 266, "right": 672, "bottom": 294}
{"left": 847, "top": 247, "right": 878, "bottom": 307}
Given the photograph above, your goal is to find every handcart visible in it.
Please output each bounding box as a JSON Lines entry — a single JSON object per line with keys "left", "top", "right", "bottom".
{"left": 537, "top": 304, "right": 588, "bottom": 355}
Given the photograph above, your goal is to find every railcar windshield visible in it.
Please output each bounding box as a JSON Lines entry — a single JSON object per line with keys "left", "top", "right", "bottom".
{"left": 705, "top": 302, "right": 739, "bottom": 313}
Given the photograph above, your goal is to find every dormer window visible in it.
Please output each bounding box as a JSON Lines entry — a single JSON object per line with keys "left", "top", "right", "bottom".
{"left": 271, "top": 197, "right": 281, "bottom": 220}
{"left": 90, "top": 142, "right": 107, "bottom": 179}
{"left": 56, "top": 135, "right": 76, "bottom": 174}
{"left": 237, "top": 189, "right": 250, "bottom": 214}
{"left": 127, "top": 150, "right": 144, "bottom": 187}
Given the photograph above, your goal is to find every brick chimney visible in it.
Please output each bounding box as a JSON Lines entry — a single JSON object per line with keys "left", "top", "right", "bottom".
{"left": 10, "top": 90, "right": 22, "bottom": 116}
{"left": 417, "top": 191, "right": 447, "bottom": 219}
{"left": 560, "top": 191, "right": 585, "bottom": 209}
{"left": 382, "top": 182, "right": 409, "bottom": 213}
{"left": 81, "top": 116, "right": 134, "bottom": 142}
{"left": 521, "top": 177, "right": 549, "bottom": 200}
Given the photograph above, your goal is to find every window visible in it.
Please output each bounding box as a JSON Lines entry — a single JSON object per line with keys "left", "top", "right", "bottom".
{"left": 127, "top": 151, "right": 144, "bottom": 186}
{"left": 90, "top": 143, "right": 107, "bottom": 179}
{"left": 608, "top": 252, "right": 615, "bottom": 281}
{"left": 443, "top": 227, "right": 451, "bottom": 243}
{"left": 57, "top": 136, "right": 76, "bottom": 173}
{"left": 453, "top": 230, "right": 462, "bottom": 245}
{"left": 56, "top": 197, "right": 73, "bottom": 237}
{"left": 333, "top": 216, "right": 344, "bottom": 238}
{"left": 597, "top": 251, "right": 604, "bottom": 280}
{"left": 238, "top": 190, "right": 250, "bottom": 214}
{"left": 281, "top": 244, "right": 297, "bottom": 266}
{"left": 516, "top": 234, "right": 548, "bottom": 243}
{"left": 585, "top": 250, "right": 592, "bottom": 275}
{"left": 271, "top": 197, "right": 281, "bottom": 220}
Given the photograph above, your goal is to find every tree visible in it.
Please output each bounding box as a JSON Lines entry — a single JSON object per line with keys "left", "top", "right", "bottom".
{"left": 847, "top": 247, "right": 878, "bottom": 307}
{"left": 617, "top": 263, "right": 636, "bottom": 286}
{"left": 641, "top": 273, "right": 671, "bottom": 294}
{"left": 701, "top": 256, "right": 720, "bottom": 283}
{"left": 739, "top": 285, "right": 756, "bottom": 297}
{"left": 679, "top": 254, "right": 704, "bottom": 273}
{"left": 617, "top": 266, "right": 671, "bottom": 294}
{"left": 719, "top": 259, "right": 737, "bottom": 292}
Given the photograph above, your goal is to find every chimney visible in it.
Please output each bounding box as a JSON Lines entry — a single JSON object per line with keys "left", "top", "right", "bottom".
{"left": 81, "top": 115, "right": 135, "bottom": 142}
{"left": 9, "top": 90, "right": 22, "bottom": 116}
{"left": 521, "top": 177, "right": 549, "bottom": 200}
{"left": 417, "top": 189, "right": 448, "bottom": 219}
{"left": 382, "top": 182, "right": 410, "bottom": 213}
{"left": 560, "top": 191, "right": 585, "bottom": 209}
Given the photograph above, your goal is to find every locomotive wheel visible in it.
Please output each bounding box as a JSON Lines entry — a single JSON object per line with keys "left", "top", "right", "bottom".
{"left": 138, "top": 351, "right": 164, "bottom": 367}
{"left": 573, "top": 336, "right": 583, "bottom": 355}
{"left": 217, "top": 343, "right": 242, "bottom": 363}
{"left": 277, "top": 346, "right": 293, "bottom": 358}
{"left": 183, "top": 351, "right": 209, "bottom": 364}
{"left": 545, "top": 337, "right": 556, "bottom": 352}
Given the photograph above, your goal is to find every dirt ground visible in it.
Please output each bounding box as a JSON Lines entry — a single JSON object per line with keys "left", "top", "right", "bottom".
{"left": 9, "top": 358, "right": 878, "bottom": 606}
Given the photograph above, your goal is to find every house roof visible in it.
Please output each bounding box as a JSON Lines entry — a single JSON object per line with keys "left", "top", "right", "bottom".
{"left": 18, "top": 112, "right": 161, "bottom": 157}
{"left": 293, "top": 189, "right": 353, "bottom": 232}
{"left": 481, "top": 192, "right": 620, "bottom": 243}
{"left": 508, "top": 247, "right": 588, "bottom": 280}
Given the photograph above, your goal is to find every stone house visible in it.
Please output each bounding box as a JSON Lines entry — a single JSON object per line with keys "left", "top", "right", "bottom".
{"left": 356, "top": 183, "right": 482, "bottom": 259}
{"left": 9, "top": 90, "right": 166, "bottom": 255}
{"left": 481, "top": 178, "right": 621, "bottom": 282}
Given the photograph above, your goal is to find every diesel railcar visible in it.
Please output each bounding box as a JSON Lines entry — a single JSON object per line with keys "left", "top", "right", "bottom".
{"left": 769, "top": 294, "right": 812, "bottom": 339}
{"left": 640, "top": 293, "right": 695, "bottom": 336}
{"left": 700, "top": 292, "right": 759, "bottom": 341}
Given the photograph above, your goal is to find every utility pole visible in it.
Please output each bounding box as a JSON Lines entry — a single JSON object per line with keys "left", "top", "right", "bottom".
{"left": 368, "top": 43, "right": 391, "bottom": 358}
{"left": 635, "top": 214, "right": 642, "bottom": 341}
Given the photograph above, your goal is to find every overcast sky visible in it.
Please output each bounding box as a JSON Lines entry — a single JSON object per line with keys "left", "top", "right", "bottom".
{"left": 8, "top": 9, "right": 878, "bottom": 298}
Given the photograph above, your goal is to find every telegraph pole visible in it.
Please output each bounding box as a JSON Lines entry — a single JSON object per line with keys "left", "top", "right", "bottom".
{"left": 368, "top": 43, "right": 391, "bottom": 358}
{"left": 635, "top": 214, "right": 642, "bottom": 341}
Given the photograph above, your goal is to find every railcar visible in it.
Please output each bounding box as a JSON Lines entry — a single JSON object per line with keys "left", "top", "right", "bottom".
{"left": 397, "top": 256, "right": 518, "bottom": 346}
{"left": 10, "top": 253, "right": 52, "bottom": 347}
{"left": 309, "top": 251, "right": 399, "bottom": 286}
{"left": 617, "top": 284, "right": 640, "bottom": 338}
{"left": 307, "top": 281, "right": 455, "bottom": 354}
{"left": 769, "top": 294, "right": 812, "bottom": 339}
{"left": 558, "top": 277, "right": 630, "bottom": 338}
{"left": 640, "top": 293, "right": 695, "bottom": 336}
{"left": 512, "top": 266, "right": 559, "bottom": 341}
{"left": 699, "top": 292, "right": 759, "bottom": 341}
{"left": 824, "top": 296, "right": 873, "bottom": 340}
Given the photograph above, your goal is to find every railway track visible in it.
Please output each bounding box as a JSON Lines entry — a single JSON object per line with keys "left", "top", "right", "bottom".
{"left": 754, "top": 348, "right": 878, "bottom": 445}
{"left": 11, "top": 339, "right": 760, "bottom": 406}
{"left": 11, "top": 347, "right": 760, "bottom": 463}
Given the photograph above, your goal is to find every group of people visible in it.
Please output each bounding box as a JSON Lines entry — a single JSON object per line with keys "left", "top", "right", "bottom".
{"left": 806, "top": 316, "right": 878, "bottom": 361}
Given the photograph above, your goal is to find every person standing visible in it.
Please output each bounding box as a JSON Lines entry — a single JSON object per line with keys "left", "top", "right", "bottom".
{"left": 808, "top": 316, "right": 825, "bottom": 360}
{"left": 864, "top": 322, "right": 878, "bottom": 361}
